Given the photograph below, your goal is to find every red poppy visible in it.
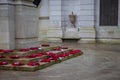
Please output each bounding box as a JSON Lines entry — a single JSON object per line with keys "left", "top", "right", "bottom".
{"left": 64, "top": 52, "right": 70, "bottom": 56}
{"left": 41, "top": 44, "right": 50, "bottom": 47}
{"left": 49, "top": 57, "right": 58, "bottom": 60}
{"left": 19, "top": 48, "right": 30, "bottom": 52}
{"left": 40, "top": 58, "right": 51, "bottom": 62}
{"left": 30, "top": 53, "right": 43, "bottom": 58}
{"left": 0, "top": 49, "right": 4, "bottom": 52}
{"left": 53, "top": 48, "right": 62, "bottom": 51}
{"left": 10, "top": 55, "right": 21, "bottom": 59}
{"left": 48, "top": 52, "right": 55, "bottom": 56}
{"left": 27, "top": 62, "right": 40, "bottom": 66}
{"left": 0, "top": 56, "right": 6, "bottom": 58}
{"left": 48, "top": 53, "right": 58, "bottom": 57}
{"left": 0, "top": 50, "right": 14, "bottom": 54}
{"left": 73, "top": 50, "right": 81, "bottom": 53}
{"left": 69, "top": 50, "right": 81, "bottom": 54}
{"left": 29, "top": 47, "right": 39, "bottom": 50}
{"left": 7, "top": 50, "right": 14, "bottom": 52}
{"left": 57, "top": 53, "right": 66, "bottom": 57}
{"left": 0, "top": 61, "right": 8, "bottom": 65}
{"left": 48, "top": 53, "right": 59, "bottom": 60}
{"left": 69, "top": 51, "right": 76, "bottom": 54}
{"left": 12, "top": 62, "right": 24, "bottom": 66}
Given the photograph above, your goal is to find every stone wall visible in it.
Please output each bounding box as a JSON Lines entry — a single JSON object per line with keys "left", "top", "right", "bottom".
{"left": 78, "top": 0, "right": 96, "bottom": 43}
{"left": 0, "top": 0, "right": 15, "bottom": 49}
{"left": 95, "top": 0, "right": 120, "bottom": 43}
{"left": 38, "top": 0, "right": 96, "bottom": 43}
{"left": 47, "top": 0, "right": 62, "bottom": 42}
{"left": 38, "top": 0, "right": 49, "bottom": 42}
{"left": 33, "top": 0, "right": 120, "bottom": 43}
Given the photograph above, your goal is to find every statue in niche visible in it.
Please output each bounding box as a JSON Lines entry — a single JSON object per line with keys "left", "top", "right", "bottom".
{"left": 69, "top": 11, "right": 76, "bottom": 28}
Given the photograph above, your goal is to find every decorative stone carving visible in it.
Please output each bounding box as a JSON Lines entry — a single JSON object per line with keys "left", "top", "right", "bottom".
{"left": 69, "top": 12, "right": 76, "bottom": 28}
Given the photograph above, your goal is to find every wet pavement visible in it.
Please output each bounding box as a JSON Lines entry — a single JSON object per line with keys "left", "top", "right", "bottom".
{"left": 0, "top": 43, "right": 120, "bottom": 80}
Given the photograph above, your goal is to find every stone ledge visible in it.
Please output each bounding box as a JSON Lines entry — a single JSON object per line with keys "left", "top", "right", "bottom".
{"left": 61, "top": 38, "right": 80, "bottom": 40}
{"left": 15, "top": 0, "right": 33, "bottom": 2}
{"left": 39, "top": 16, "right": 49, "bottom": 20}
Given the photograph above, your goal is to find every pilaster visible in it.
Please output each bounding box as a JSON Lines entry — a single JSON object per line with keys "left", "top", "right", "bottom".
{"left": 47, "top": 0, "right": 62, "bottom": 42}
{"left": 15, "top": 0, "right": 39, "bottom": 48}
{"left": 0, "top": 0, "right": 15, "bottom": 49}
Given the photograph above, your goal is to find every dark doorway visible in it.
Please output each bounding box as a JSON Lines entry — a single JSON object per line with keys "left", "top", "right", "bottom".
{"left": 100, "top": 0, "right": 118, "bottom": 26}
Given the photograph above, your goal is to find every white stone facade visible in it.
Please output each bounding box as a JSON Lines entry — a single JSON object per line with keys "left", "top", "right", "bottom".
{"left": 39, "top": 0, "right": 120, "bottom": 43}
{"left": 0, "top": 0, "right": 120, "bottom": 49}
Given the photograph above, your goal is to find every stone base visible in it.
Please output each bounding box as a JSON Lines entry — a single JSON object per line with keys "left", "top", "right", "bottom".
{"left": 47, "top": 38, "right": 62, "bottom": 42}
{"left": 15, "top": 38, "right": 39, "bottom": 49}
{"left": 63, "top": 28, "right": 80, "bottom": 38}
{"left": 78, "top": 38, "right": 96, "bottom": 43}
{"left": 78, "top": 27, "right": 96, "bottom": 43}
{"left": 47, "top": 27, "right": 62, "bottom": 42}
{"left": 97, "top": 39, "right": 120, "bottom": 44}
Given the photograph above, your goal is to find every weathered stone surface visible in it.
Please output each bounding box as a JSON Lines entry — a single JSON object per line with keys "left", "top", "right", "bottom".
{"left": 0, "top": 0, "right": 38, "bottom": 49}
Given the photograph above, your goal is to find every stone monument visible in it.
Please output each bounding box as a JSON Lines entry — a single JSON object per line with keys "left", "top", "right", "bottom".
{"left": 63, "top": 12, "right": 80, "bottom": 39}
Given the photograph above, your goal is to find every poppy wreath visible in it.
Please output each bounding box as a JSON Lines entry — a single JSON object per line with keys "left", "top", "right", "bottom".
{"left": 0, "top": 61, "right": 8, "bottom": 65}
{"left": 53, "top": 47, "right": 62, "bottom": 51}
{"left": 64, "top": 52, "right": 70, "bottom": 56}
{"left": 32, "top": 53, "right": 43, "bottom": 57}
{"left": 48, "top": 56, "right": 59, "bottom": 60}
{"left": 10, "top": 55, "right": 21, "bottom": 59}
{"left": 38, "top": 52, "right": 47, "bottom": 55}
{"left": 48, "top": 53, "right": 59, "bottom": 60}
{"left": 40, "top": 58, "right": 51, "bottom": 62}
{"left": 25, "top": 53, "right": 43, "bottom": 58}
{"left": 25, "top": 55, "right": 36, "bottom": 58}
{"left": 57, "top": 53, "right": 70, "bottom": 59}
{"left": 69, "top": 50, "right": 81, "bottom": 54}
{"left": 73, "top": 50, "right": 81, "bottom": 53}
{"left": 19, "top": 48, "right": 30, "bottom": 52}
{"left": 57, "top": 53, "right": 67, "bottom": 58}
{"left": 29, "top": 47, "right": 39, "bottom": 50}
{"left": 12, "top": 62, "right": 24, "bottom": 66}
{"left": 27, "top": 62, "right": 40, "bottom": 66}
{"left": 0, "top": 49, "right": 14, "bottom": 54}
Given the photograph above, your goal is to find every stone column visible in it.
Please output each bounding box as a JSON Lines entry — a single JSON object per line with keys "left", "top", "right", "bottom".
{"left": 0, "top": 0, "right": 15, "bottom": 49}
{"left": 15, "top": 0, "right": 39, "bottom": 48}
{"left": 47, "top": 0, "right": 62, "bottom": 42}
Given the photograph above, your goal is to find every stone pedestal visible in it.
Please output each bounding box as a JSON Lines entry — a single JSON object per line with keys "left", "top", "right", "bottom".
{"left": 47, "top": 27, "right": 62, "bottom": 42}
{"left": 78, "top": 27, "right": 96, "bottom": 43}
{"left": 63, "top": 28, "right": 80, "bottom": 38}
